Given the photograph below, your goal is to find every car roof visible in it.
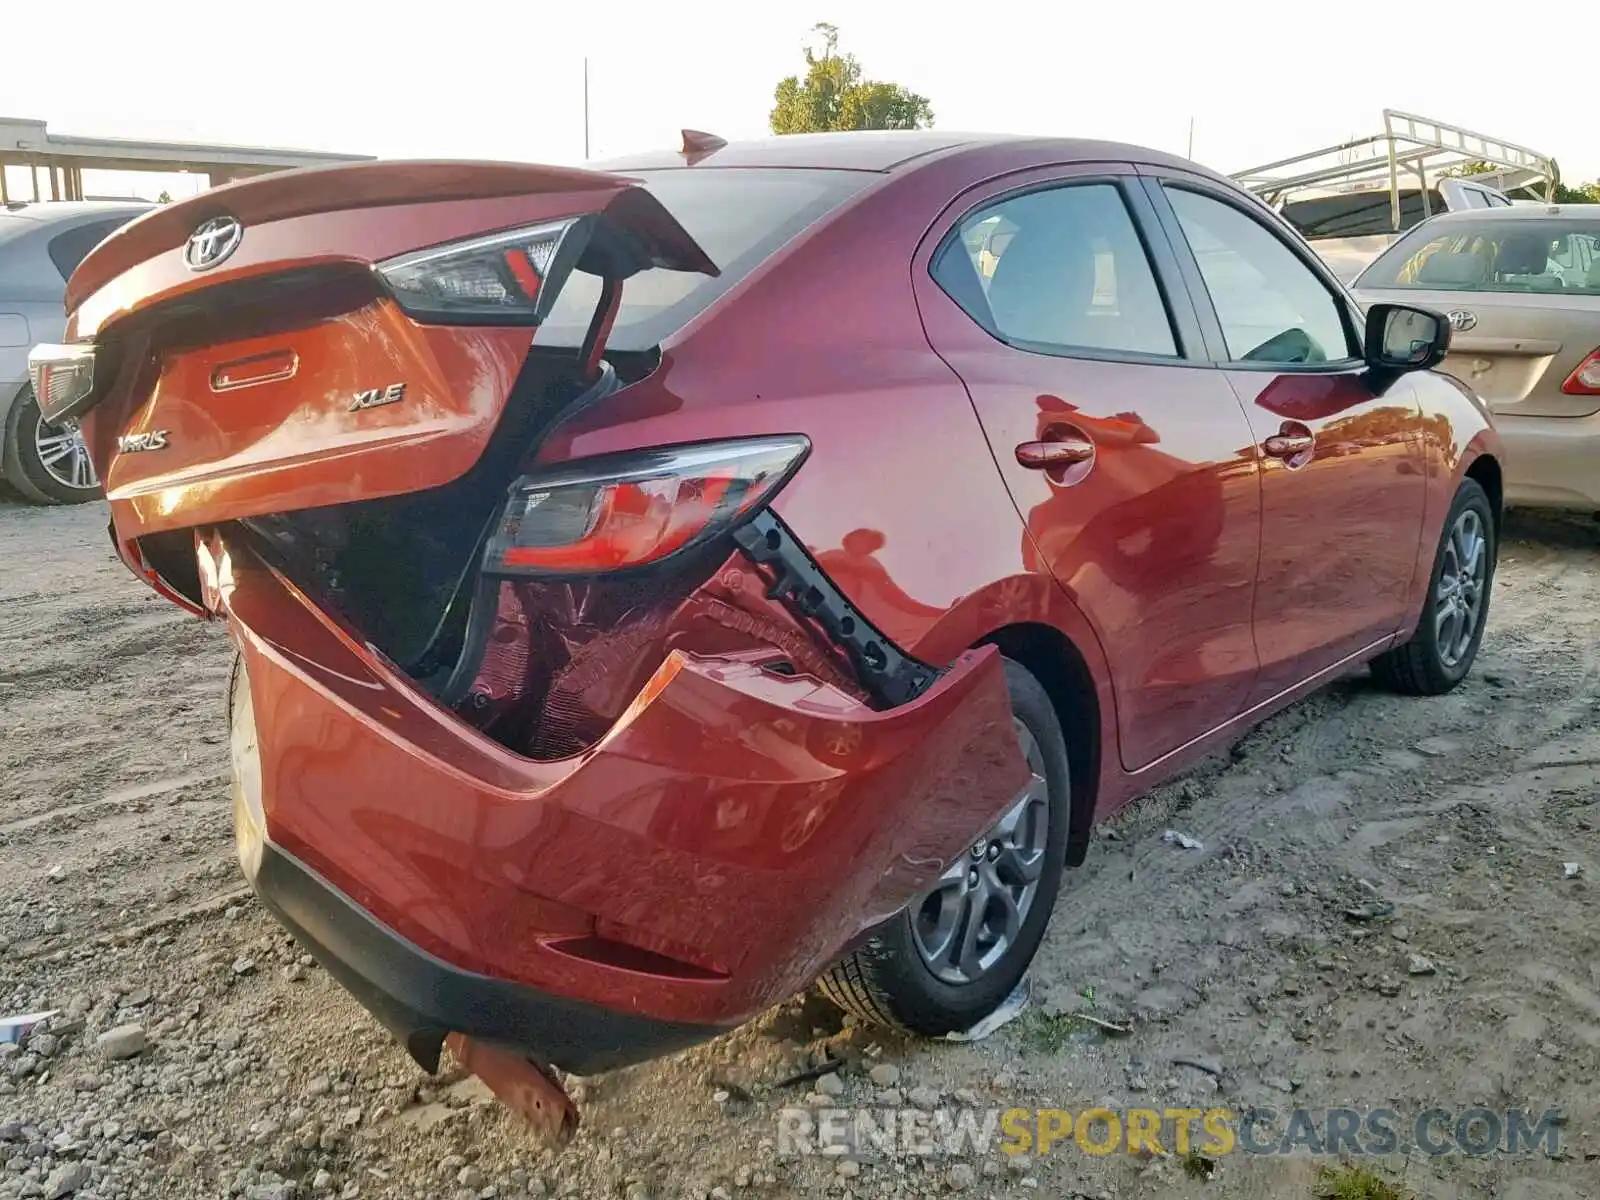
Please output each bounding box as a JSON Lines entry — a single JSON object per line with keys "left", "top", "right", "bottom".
{"left": 595, "top": 130, "right": 1203, "bottom": 176}
{"left": 1, "top": 200, "right": 154, "bottom": 224}
{"left": 595, "top": 131, "right": 992, "bottom": 172}
{"left": 1419, "top": 205, "right": 1600, "bottom": 225}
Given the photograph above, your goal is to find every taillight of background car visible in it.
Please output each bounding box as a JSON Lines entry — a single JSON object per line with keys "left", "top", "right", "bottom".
{"left": 1561, "top": 348, "right": 1600, "bottom": 396}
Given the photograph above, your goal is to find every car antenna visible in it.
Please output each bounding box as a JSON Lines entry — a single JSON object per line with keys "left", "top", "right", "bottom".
{"left": 679, "top": 130, "right": 727, "bottom": 164}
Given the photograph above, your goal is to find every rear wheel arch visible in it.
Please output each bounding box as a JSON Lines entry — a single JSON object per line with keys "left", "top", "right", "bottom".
{"left": 976, "top": 622, "right": 1100, "bottom": 867}
{"left": 2, "top": 382, "right": 102, "bottom": 505}
{"left": 1464, "top": 452, "right": 1503, "bottom": 535}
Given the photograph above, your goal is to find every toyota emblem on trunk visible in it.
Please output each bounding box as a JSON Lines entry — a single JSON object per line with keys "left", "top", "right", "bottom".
{"left": 184, "top": 216, "right": 243, "bottom": 271}
{"left": 1447, "top": 309, "right": 1478, "bottom": 332}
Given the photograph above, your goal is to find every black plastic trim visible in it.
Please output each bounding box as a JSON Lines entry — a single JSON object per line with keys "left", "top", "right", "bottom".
{"left": 247, "top": 840, "right": 727, "bottom": 1075}
{"left": 732, "top": 510, "right": 940, "bottom": 708}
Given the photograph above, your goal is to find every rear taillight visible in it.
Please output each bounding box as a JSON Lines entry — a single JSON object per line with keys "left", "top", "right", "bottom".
{"left": 484, "top": 437, "right": 810, "bottom": 577}
{"left": 1561, "top": 349, "right": 1600, "bottom": 396}
{"left": 27, "top": 342, "right": 98, "bottom": 423}
{"left": 376, "top": 218, "right": 588, "bottom": 325}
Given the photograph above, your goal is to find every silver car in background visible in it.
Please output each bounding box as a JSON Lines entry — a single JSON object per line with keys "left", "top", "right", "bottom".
{"left": 1, "top": 201, "right": 150, "bottom": 503}
{"left": 1352, "top": 206, "right": 1600, "bottom": 514}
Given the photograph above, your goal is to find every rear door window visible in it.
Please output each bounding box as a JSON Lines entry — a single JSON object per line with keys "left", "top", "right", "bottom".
{"left": 931, "top": 182, "right": 1179, "bottom": 358}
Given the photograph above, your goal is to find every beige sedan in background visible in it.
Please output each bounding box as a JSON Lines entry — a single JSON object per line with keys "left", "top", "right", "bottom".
{"left": 1353, "top": 206, "right": 1600, "bottom": 513}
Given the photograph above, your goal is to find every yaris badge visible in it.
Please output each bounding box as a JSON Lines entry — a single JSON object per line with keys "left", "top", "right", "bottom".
{"left": 117, "top": 430, "right": 170, "bottom": 453}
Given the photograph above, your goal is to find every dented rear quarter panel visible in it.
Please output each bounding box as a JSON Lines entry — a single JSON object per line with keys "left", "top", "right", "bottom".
{"left": 541, "top": 153, "right": 1124, "bottom": 814}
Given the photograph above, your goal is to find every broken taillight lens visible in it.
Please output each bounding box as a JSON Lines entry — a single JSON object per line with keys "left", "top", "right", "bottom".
{"left": 376, "top": 218, "right": 586, "bottom": 324}
{"left": 484, "top": 436, "right": 810, "bottom": 576}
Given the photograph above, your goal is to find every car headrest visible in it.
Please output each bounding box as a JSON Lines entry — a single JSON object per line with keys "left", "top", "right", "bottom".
{"left": 986, "top": 225, "right": 1097, "bottom": 345}
{"left": 1415, "top": 248, "right": 1489, "bottom": 285}
{"left": 1495, "top": 234, "right": 1553, "bottom": 277}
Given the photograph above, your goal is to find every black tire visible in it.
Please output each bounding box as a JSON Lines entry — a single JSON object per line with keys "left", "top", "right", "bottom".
{"left": 818, "top": 658, "right": 1071, "bottom": 1036}
{"left": 2, "top": 384, "right": 103, "bottom": 505}
{"left": 1371, "top": 477, "right": 1495, "bottom": 696}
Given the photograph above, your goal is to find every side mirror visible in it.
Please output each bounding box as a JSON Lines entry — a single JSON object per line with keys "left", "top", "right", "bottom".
{"left": 1364, "top": 303, "right": 1450, "bottom": 372}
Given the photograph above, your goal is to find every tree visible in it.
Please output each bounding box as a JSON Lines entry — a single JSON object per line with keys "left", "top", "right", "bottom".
{"left": 769, "top": 24, "right": 933, "bottom": 134}
{"left": 1553, "top": 180, "right": 1600, "bottom": 205}
{"left": 156, "top": 191, "right": 172, "bottom": 204}
{"left": 1450, "top": 159, "right": 1598, "bottom": 203}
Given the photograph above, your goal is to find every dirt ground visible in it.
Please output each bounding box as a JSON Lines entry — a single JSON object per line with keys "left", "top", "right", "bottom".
{"left": 2, "top": 497, "right": 1597, "bottom": 1200}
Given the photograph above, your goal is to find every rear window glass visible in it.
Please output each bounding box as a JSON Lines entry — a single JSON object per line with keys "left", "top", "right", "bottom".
{"left": 1356, "top": 220, "right": 1600, "bottom": 294}
{"left": 46, "top": 219, "right": 130, "bottom": 282}
{"left": 538, "top": 168, "right": 874, "bottom": 350}
{"left": 1279, "top": 190, "right": 1441, "bottom": 240}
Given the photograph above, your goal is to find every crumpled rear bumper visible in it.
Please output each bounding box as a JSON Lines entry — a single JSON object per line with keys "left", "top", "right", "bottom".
{"left": 210, "top": 535, "right": 1026, "bottom": 1073}
{"left": 243, "top": 837, "right": 719, "bottom": 1074}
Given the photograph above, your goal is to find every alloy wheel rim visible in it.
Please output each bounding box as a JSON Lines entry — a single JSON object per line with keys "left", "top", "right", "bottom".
{"left": 1435, "top": 508, "right": 1487, "bottom": 668}
{"left": 34, "top": 414, "right": 99, "bottom": 491}
{"left": 910, "top": 718, "right": 1050, "bottom": 985}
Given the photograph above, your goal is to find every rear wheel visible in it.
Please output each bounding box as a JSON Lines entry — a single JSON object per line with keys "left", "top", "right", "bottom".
{"left": 818, "top": 658, "right": 1070, "bottom": 1035}
{"left": 3, "top": 385, "right": 103, "bottom": 505}
{"left": 1371, "top": 478, "right": 1495, "bottom": 695}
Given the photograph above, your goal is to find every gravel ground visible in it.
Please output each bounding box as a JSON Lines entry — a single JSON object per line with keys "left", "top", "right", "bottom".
{"left": 2, "top": 498, "right": 1598, "bottom": 1200}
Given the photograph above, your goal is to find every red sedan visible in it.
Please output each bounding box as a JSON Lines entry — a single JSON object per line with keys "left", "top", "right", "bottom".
{"left": 33, "top": 130, "right": 1500, "bottom": 1092}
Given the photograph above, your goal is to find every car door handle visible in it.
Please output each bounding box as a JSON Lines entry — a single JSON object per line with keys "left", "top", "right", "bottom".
{"left": 1262, "top": 432, "right": 1314, "bottom": 459}
{"left": 1016, "top": 438, "right": 1095, "bottom": 469}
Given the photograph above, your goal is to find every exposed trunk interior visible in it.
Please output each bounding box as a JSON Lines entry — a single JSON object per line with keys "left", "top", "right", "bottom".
{"left": 70, "top": 159, "right": 890, "bottom": 764}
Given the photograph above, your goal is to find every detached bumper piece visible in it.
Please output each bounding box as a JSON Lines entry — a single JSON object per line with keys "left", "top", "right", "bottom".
{"left": 213, "top": 530, "right": 1025, "bottom": 1107}
{"left": 445, "top": 1035, "right": 577, "bottom": 1146}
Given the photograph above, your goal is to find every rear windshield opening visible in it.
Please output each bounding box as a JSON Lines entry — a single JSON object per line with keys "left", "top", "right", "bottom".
{"left": 1279, "top": 190, "right": 1442, "bottom": 241}
{"left": 537, "top": 167, "right": 874, "bottom": 352}
{"left": 1357, "top": 219, "right": 1600, "bottom": 295}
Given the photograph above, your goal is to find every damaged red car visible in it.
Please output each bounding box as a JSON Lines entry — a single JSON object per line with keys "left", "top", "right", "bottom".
{"left": 35, "top": 131, "right": 1502, "bottom": 1106}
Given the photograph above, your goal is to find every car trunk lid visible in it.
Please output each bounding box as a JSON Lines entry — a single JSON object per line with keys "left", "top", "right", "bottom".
{"left": 53, "top": 160, "right": 715, "bottom": 537}
{"left": 40, "top": 160, "right": 722, "bottom": 687}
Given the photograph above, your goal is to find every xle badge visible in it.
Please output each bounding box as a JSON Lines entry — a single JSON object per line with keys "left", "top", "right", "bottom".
{"left": 349, "top": 383, "right": 407, "bottom": 411}
{"left": 117, "top": 430, "right": 170, "bottom": 453}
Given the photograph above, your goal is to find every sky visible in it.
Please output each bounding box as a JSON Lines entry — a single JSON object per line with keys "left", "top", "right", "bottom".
{"left": 3, "top": 0, "right": 1595, "bottom": 202}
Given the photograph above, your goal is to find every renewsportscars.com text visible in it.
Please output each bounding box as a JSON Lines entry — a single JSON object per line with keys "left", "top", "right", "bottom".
{"left": 776, "top": 1105, "right": 1565, "bottom": 1159}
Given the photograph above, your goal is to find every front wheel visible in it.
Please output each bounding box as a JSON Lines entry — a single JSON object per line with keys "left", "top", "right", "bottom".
{"left": 1371, "top": 477, "right": 1495, "bottom": 695}
{"left": 2, "top": 385, "right": 103, "bottom": 505}
{"left": 818, "top": 658, "right": 1070, "bottom": 1036}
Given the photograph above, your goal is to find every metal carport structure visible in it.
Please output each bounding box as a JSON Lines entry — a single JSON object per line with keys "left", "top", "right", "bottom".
{"left": 1, "top": 116, "right": 372, "bottom": 202}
